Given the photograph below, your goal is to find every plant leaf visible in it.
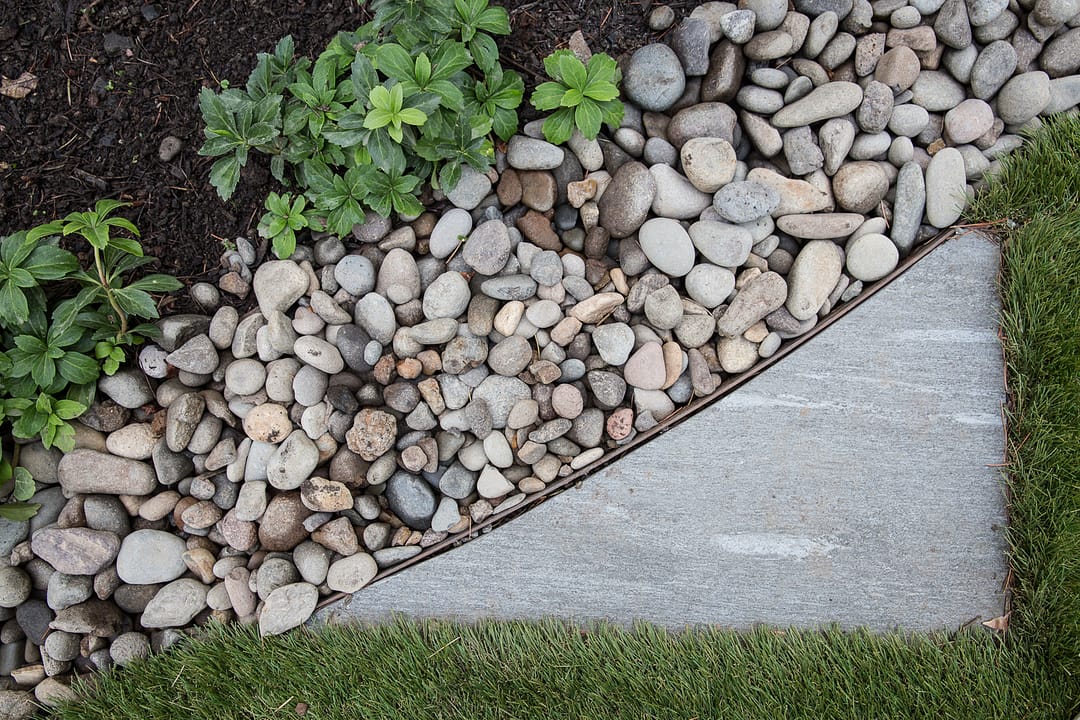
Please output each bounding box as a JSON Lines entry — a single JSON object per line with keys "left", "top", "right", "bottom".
{"left": 0, "top": 503, "right": 40, "bottom": 521}
{"left": 23, "top": 245, "right": 79, "bottom": 281}
{"left": 57, "top": 351, "right": 99, "bottom": 386}
{"left": 542, "top": 107, "right": 576, "bottom": 145}
{"left": 558, "top": 52, "right": 587, "bottom": 91}
{"left": 574, "top": 99, "right": 603, "bottom": 140}
{"left": 376, "top": 44, "right": 416, "bottom": 82}
{"left": 12, "top": 467, "right": 34, "bottom": 501}
{"left": 530, "top": 82, "right": 567, "bottom": 112}
{"left": 0, "top": 282, "right": 29, "bottom": 326}
{"left": 126, "top": 274, "right": 183, "bottom": 293}
{"left": 112, "top": 288, "right": 160, "bottom": 319}
{"left": 209, "top": 154, "right": 242, "bottom": 201}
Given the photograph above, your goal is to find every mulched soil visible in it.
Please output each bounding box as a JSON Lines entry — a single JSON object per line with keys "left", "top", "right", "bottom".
{"left": 0, "top": 0, "right": 697, "bottom": 284}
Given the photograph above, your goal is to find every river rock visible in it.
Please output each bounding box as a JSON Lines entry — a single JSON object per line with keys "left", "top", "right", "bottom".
{"left": 786, "top": 241, "right": 843, "bottom": 320}
{"left": 623, "top": 44, "right": 686, "bottom": 111}
{"left": 115, "top": 529, "right": 188, "bottom": 584}
{"left": 638, "top": 218, "right": 697, "bottom": 277}
{"left": 924, "top": 147, "right": 967, "bottom": 228}
{"left": 771, "top": 82, "right": 863, "bottom": 126}
{"left": 598, "top": 162, "right": 656, "bottom": 238}
{"left": 140, "top": 579, "right": 208, "bottom": 628}
{"left": 259, "top": 582, "right": 318, "bottom": 636}
{"left": 57, "top": 449, "right": 156, "bottom": 495}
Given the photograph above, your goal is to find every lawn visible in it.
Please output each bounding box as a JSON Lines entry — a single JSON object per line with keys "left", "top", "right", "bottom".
{"left": 54, "top": 114, "right": 1080, "bottom": 720}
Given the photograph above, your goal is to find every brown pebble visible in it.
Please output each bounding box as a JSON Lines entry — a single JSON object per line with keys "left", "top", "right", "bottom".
{"left": 172, "top": 496, "right": 198, "bottom": 532}
{"left": 400, "top": 445, "right": 427, "bottom": 472}
{"left": 391, "top": 526, "right": 412, "bottom": 547}
{"left": 396, "top": 358, "right": 423, "bottom": 379}
{"left": 412, "top": 212, "right": 437, "bottom": 238}
{"left": 416, "top": 350, "right": 441, "bottom": 374}
{"left": 607, "top": 408, "right": 634, "bottom": 441}
{"left": 497, "top": 167, "right": 523, "bottom": 206}
{"left": 516, "top": 210, "right": 561, "bottom": 250}
{"left": 182, "top": 548, "right": 217, "bottom": 584}
{"left": 311, "top": 516, "right": 359, "bottom": 556}
{"left": 372, "top": 354, "right": 397, "bottom": 385}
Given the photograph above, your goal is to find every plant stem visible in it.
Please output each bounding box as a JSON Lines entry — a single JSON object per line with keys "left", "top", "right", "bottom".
{"left": 93, "top": 245, "right": 128, "bottom": 338}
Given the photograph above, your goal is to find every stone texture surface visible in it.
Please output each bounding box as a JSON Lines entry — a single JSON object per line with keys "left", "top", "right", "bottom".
{"left": 317, "top": 233, "right": 1006, "bottom": 631}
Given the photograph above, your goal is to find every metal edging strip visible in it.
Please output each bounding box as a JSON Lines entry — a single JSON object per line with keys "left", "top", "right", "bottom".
{"left": 315, "top": 227, "right": 963, "bottom": 612}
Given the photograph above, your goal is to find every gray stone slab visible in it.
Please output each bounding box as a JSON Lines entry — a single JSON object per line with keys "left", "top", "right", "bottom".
{"left": 317, "top": 232, "right": 1008, "bottom": 631}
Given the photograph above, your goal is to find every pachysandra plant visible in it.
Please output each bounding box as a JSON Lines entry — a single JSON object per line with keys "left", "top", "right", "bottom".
{"left": 0, "top": 201, "right": 179, "bottom": 456}
{"left": 197, "top": 0, "right": 523, "bottom": 258}
{"left": 258, "top": 191, "right": 319, "bottom": 260}
{"left": 530, "top": 49, "right": 625, "bottom": 146}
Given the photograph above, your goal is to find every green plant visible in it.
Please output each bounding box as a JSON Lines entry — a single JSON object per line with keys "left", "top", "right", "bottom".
{"left": 198, "top": 0, "right": 523, "bottom": 256}
{"left": 257, "top": 191, "right": 319, "bottom": 260}
{"left": 530, "top": 49, "right": 624, "bottom": 145}
{"left": 0, "top": 442, "right": 38, "bottom": 521}
{"left": 0, "top": 201, "right": 180, "bottom": 457}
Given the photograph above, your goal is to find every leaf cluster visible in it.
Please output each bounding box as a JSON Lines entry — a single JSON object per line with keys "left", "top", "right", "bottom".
{"left": 199, "top": 0, "right": 524, "bottom": 257}
{"left": 0, "top": 201, "right": 180, "bottom": 455}
{"left": 530, "top": 50, "right": 624, "bottom": 145}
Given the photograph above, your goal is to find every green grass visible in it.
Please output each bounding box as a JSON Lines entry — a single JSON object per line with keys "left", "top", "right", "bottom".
{"left": 53, "top": 115, "right": 1080, "bottom": 720}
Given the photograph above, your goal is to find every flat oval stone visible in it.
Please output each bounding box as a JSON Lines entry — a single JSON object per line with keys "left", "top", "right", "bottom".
{"left": 716, "top": 271, "right": 788, "bottom": 336}
{"left": 996, "top": 71, "right": 1051, "bottom": 125}
{"left": 775, "top": 213, "right": 865, "bottom": 239}
{"left": 689, "top": 221, "right": 754, "bottom": 267}
{"left": 506, "top": 135, "right": 565, "bottom": 170}
{"left": 293, "top": 336, "right": 344, "bottom": 374}
{"left": 846, "top": 233, "right": 900, "bottom": 281}
{"left": 31, "top": 528, "right": 119, "bottom": 575}
{"left": 429, "top": 209, "right": 472, "bottom": 259}
{"left": 924, "top": 147, "right": 967, "bottom": 228}
{"left": 785, "top": 240, "right": 843, "bottom": 320}
{"left": 623, "top": 342, "right": 667, "bottom": 390}
{"left": 771, "top": 82, "right": 863, "bottom": 127}
{"left": 463, "top": 220, "right": 512, "bottom": 275}
{"left": 649, "top": 164, "right": 713, "bottom": 219}
{"left": 944, "top": 99, "right": 994, "bottom": 144}
{"left": 115, "top": 529, "right": 188, "bottom": 584}
{"left": 638, "top": 218, "right": 697, "bottom": 277}
{"left": 622, "top": 43, "right": 686, "bottom": 112}
{"left": 713, "top": 181, "right": 780, "bottom": 223}
{"left": 57, "top": 449, "right": 157, "bottom": 495}
{"left": 598, "top": 162, "right": 657, "bottom": 238}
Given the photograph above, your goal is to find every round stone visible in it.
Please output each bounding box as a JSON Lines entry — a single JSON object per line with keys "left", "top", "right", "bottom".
{"left": 622, "top": 44, "right": 686, "bottom": 112}
{"left": 334, "top": 255, "right": 376, "bottom": 296}
{"left": 846, "top": 233, "right": 900, "bottom": 281}
{"left": 115, "top": 529, "right": 188, "bottom": 585}
{"left": 429, "top": 209, "right": 473, "bottom": 259}
{"left": 423, "top": 271, "right": 471, "bottom": 320}
{"left": 680, "top": 137, "right": 738, "bottom": 192}
{"left": 225, "top": 359, "right": 266, "bottom": 396}
{"left": 623, "top": 342, "right": 666, "bottom": 390}
{"left": 924, "top": 147, "right": 968, "bottom": 228}
{"left": 0, "top": 567, "right": 30, "bottom": 608}
{"left": 944, "top": 99, "right": 994, "bottom": 144}
{"left": 785, "top": 240, "right": 843, "bottom": 321}
{"left": 463, "top": 220, "right": 512, "bottom": 275}
{"left": 688, "top": 221, "right": 753, "bottom": 267}
{"left": 831, "top": 162, "right": 890, "bottom": 214}
{"left": 243, "top": 403, "right": 292, "bottom": 443}
{"left": 592, "top": 323, "right": 636, "bottom": 366}
{"left": 996, "top": 72, "right": 1051, "bottom": 126}
{"left": 638, "top": 218, "right": 696, "bottom": 277}
{"left": 326, "top": 553, "right": 378, "bottom": 594}
{"left": 685, "top": 264, "right": 736, "bottom": 308}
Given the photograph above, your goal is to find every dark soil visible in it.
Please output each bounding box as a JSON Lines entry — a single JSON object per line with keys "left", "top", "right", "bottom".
{"left": 0, "top": 0, "right": 695, "bottom": 283}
